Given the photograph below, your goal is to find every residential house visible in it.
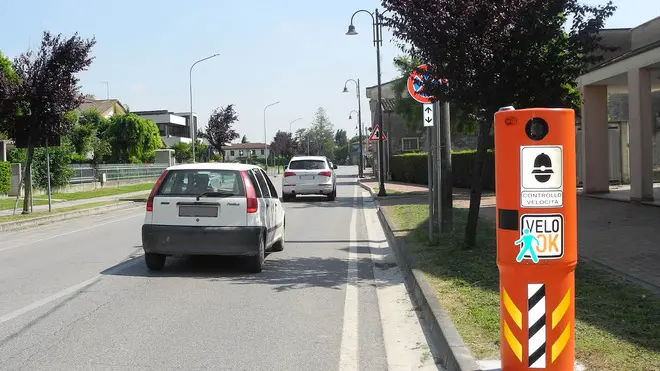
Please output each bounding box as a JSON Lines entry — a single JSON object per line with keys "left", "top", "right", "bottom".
{"left": 77, "top": 98, "right": 126, "bottom": 118}
{"left": 174, "top": 112, "right": 199, "bottom": 137}
{"left": 222, "top": 143, "right": 270, "bottom": 162}
{"left": 133, "top": 110, "right": 192, "bottom": 147}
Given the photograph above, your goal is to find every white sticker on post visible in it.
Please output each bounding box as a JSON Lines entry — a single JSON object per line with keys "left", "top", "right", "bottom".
{"left": 520, "top": 145, "right": 563, "bottom": 208}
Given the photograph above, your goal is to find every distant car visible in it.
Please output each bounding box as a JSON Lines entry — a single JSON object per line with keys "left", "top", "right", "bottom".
{"left": 141, "top": 163, "right": 285, "bottom": 273}
{"left": 282, "top": 156, "right": 337, "bottom": 201}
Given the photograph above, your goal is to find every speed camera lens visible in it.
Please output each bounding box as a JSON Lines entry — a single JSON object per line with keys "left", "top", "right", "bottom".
{"left": 525, "top": 118, "right": 549, "bottom": 141}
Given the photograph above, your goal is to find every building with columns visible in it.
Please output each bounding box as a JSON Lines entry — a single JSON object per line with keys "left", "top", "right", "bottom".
{"left": 578, "top": 16, "right": 660, "bottom": 202}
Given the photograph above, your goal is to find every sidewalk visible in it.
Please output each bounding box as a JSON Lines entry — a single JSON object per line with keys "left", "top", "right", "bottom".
{"left": 0, "top": 190, "right": 149, "bottom": 217}
{"left": 360, "top": 175, "right": 660, "bottom": 294}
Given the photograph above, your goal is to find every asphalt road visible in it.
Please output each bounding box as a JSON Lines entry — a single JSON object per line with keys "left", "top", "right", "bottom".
{"left": 0, "top": 166, "right": 442, "bottom": 371}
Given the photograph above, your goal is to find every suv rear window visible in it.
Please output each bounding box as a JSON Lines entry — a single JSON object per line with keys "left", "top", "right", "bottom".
{"left": 157, "top": 169, "right": 245, "bottom": 197}
{"left": 288, "top": 160, "right": 327, "bottom": 170}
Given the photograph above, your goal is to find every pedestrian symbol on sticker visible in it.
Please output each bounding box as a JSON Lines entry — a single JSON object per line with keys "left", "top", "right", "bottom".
{"left": 516, "top": 214, "right": 564, "bottom": 261}
{"left": 520, "top": 146, "right": 563, "bottom": 208}
{"left": 514, "top": 228, "right": 541, "bottom": 263}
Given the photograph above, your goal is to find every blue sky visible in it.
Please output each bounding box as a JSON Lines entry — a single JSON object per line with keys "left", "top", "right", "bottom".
{"left": 0, "top": 0, "right": 658, "bottom": 144}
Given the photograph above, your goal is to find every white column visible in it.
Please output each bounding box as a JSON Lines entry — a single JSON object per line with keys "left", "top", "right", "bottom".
{"left": 627, "top": 67, "right": 654, "bottom": 201}
{"left": 581, "top": 85, "right": 610, "bottom": 193}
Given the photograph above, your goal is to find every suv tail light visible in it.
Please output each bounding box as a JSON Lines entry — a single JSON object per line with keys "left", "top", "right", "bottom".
{"left": 240, "top": 170, "right": 258, "bottom": 213}
{"left": 318, "top": 171, "right": 332, "bottom": 177}
{"left": 284, "top": 171, "right": 296, "bottom": 177}
{"left": 146, "top": 169, "right": 169, "bottom": 212}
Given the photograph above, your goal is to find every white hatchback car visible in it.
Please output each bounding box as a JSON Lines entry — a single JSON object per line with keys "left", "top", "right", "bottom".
{"left": 281, "top": 156, "right": 337, "bottom": 202}
{"left": 142, "top": 163, "right": 285, "bottom": 273}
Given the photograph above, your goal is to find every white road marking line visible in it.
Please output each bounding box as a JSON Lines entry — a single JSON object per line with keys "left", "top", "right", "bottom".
{"left": 0, "top": 255, "right": 143, "bottom": 326}
{"left": 0, "top": 211, "right": 143, "bottom": 253}
{"left": 363, "top": 189, "right": 443, "bottom": 371}
{"left": 338, "top": 181, "right": 360, "bottom": 371}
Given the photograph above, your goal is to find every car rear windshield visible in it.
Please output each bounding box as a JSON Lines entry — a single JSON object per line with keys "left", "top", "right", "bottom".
{"left": 157, "top": 169, "right": 245, "bottom": 197}
{"left": 288, "top": 160, "right": 327, "bottom": 170}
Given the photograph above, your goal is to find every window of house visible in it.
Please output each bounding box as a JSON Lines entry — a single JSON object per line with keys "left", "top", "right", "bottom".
{"left": 230, "top": 150, "right": 235, "bottom": 156}
{"left": 261, "top": 149, "right": 264, "bottom": 155}
{"left": 401, "top": 137, "right": 420, "bottom": 152}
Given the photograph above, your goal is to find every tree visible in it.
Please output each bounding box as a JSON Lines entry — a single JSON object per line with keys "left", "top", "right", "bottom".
{"left": 69, "top": 108, "right": 106, "bottom": 156}
{"left": 74, "top": 108, "right": 111, "bottom": 165}
{"left": 171, "top": 139, "right": 209, "bottom": 163}
{"left": 269, "top": 130, "right": 295, "bottom": 159}
{"left": 0, "top": 32, "right": 96, "bottom": 214}
{"left": 102, "top": 113, "right": 162, "bottom": 163}
{"left": 383, "top": 0, "right": 615, "bottom": 247}
{"left": 294, "top": 128, "right": 309, "bottom": 155}
{"left": 307, "top": 107, "right": 335, "bottom": 157}
{"left": 0, "top": 51, "right": 17, "bottom": 140}
{"left": 206, "top": 104, "right": 240, "bottom": 153}
{"left": 334, "top": 129, "right": 349, "bottom": 164}
{"left": 241, "top": 135, "right": 249, "bottom": 143}
{"left": 172, "top": 142, "right": 192, "bottom": 163}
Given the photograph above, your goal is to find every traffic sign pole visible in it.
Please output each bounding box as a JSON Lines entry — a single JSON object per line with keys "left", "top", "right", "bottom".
{"left": 408, "top": 64, "right": 452, "bottom": 235}
{"left": 494, "top": 107, "right": 577, "bottom": 371}
{"left": 440, "top": 101, "right": 453, "bottom": 231}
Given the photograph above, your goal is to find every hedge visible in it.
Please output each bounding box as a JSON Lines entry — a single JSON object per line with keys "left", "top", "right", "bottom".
{"left": 0, "top": 161, "right": 10, "bottom": 194}
{"left": 390, "top": 150, "right": 495, "bottom": 190}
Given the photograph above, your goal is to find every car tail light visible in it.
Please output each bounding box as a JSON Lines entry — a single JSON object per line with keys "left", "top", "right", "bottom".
{"left": 318, "top": 171, "right": 331, "bottom": 177}
{"left": 146, "top": 169, "right": 169, "bottom": 212}
{"left": 284, "top": 171, "right": 296, "bottom": 177}
{"left": 240, "top": 170, "right": 258, "bottom": 213}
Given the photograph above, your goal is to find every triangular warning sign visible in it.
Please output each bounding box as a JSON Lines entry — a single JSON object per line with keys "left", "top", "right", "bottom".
{"left": 369, "top": 125, "right": 387, "bottom": 141}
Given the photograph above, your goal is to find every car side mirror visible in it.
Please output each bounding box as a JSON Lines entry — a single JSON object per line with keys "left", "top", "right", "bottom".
{"left": 284, "top": 165, "right": 288, "bottom": 170}
{"left": 333, "top": 164, "right": 338, "bottom": 169}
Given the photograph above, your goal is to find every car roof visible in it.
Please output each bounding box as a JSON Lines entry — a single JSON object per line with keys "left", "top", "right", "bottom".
{"left": 289, "top": 156, "right": 328, "bottom": 162}
{"left": 165, "top": 162, "right": 262, "bottom": 171}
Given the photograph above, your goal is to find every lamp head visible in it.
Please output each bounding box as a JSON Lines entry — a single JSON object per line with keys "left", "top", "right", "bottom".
{"left": 346, "top": 24, "right": 358, "bottom": 35}
{"left": 349, "top": 114, "right": 352, "bottom": 119}
{"left": 342, "top": 86, "right": 349, "bottom": 93}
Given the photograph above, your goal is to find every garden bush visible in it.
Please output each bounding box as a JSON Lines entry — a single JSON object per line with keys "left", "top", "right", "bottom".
{"left": 390, "top": 150, "right": 495, "bottom": 190}
{"left": 0, "top": 161, "right": 10, "bottom": 194}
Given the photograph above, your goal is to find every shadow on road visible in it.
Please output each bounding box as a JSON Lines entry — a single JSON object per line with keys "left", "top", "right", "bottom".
{"left": 101, "top": 254, "right": 360, "bottom": 292}
{"left": 282, "top": 195, "right": 358, "bottom": 209}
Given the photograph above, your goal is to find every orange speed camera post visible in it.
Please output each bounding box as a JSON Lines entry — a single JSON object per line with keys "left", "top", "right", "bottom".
{"left": 494, "top": 108, "right": 577, "bottom": 371}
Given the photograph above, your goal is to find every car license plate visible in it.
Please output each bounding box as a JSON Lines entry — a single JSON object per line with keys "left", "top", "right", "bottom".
{"left": 178, "top": 205, "right": 219, "bottom": 218}
{"left": 301, "top": 175, "right": 314, "bottom": 180}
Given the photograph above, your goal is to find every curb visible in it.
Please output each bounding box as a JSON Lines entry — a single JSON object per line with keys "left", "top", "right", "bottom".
{"left": 358, "top": 180, "right": 481, "bottom": 371}
{"left": 0, "top": 201, "right": 143, "bottom": 232}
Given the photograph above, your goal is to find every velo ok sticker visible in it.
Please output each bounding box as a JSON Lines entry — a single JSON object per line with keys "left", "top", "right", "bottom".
{"left": 515, "top": 214, "right": 564, "bottom": 263}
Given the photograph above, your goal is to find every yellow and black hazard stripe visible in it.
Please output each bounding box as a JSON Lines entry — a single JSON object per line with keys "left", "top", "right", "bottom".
{"left": 551, "top": 288, "right": 572, "bottom": 363}
{"left": 502, "top": 287, "right": 523, "bottom": 362}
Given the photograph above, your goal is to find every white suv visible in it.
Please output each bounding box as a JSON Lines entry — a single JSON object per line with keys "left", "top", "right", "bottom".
{"left": 281, "top": 156, "right": 337, "bottom": 202}
{"left": 142, "top": 163, "right": 285, "bottom": 273}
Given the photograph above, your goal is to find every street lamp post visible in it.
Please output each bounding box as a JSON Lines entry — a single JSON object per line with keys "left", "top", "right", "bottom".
{"left": 348, "top": 109, "right": 361, "bottom": 173}
{"left": 346, "top": 9, "right": 387, "bottom": 196}
{"left": 189, "top": 53, "right": 220, "bottom": 162}
{"left": 343, "top": 79, "right": 364, "bottom": 178}
{"left": 263, "top": 101, "right": 281, "bottom": 170}
{"left": 289, "top": 117, "right": 303, "bottom": 134}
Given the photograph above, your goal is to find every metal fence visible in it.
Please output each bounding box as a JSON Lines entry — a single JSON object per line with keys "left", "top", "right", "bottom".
{"left": 69, "top": 164, "right": 168, "bottom": 184}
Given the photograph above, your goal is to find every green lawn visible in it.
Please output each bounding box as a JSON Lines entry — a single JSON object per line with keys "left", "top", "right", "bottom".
{"left": 0, "top": 183, "right": 154, "bottom": 210}
{"left": 386, "top": 204, "right": 660, "bottom": 371}
{"left": 52, "top": 183, "right": 154, "bottom": 201}
{"left": 0, "top": 201, "right": 122, "bottom": 223}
